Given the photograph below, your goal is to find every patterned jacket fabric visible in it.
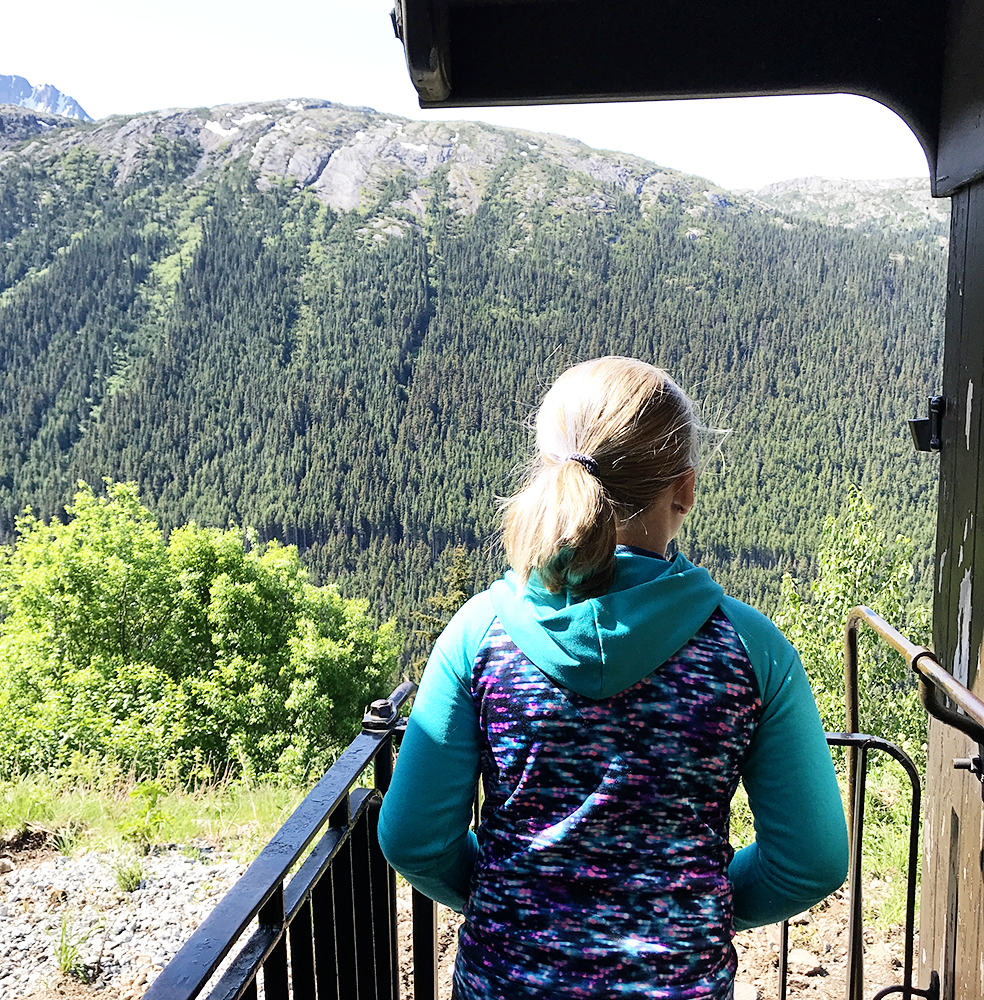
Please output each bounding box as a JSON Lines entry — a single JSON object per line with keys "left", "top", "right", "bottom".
{"left": 379, "top": 548, "right": 848, "bottom": 999}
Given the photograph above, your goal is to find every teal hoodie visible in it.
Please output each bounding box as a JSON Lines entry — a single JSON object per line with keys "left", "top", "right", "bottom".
{"left": 378, "top": 547, "right": 848, "bottom": 928}
{"left": 488, "top": 549, "right": 724, "bottom": 699}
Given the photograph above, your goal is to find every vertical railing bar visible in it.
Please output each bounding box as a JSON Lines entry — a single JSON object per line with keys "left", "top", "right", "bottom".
{"left": 846, "top": 743, "right": 868, "bottom": 1000}
{"left": 778, "top": 919, "right": 789, "bottom": 1000}
{"left": 876, "top": 708, "right": 926, "bottom": 1000}
{"left": 352, "top": 807, "right": 378, "bottom": 998}
{"left": 387, "top": 864, "right": 398, "bottom": 1000}
{"left": 314, "top": 803, "right": 344, "bottom": 1000}
{"left": 900, "top": 750, "right": 923, "bottom": 999}
{"left": 844, "top": 617, "right": 861, "bottom": 857}
{"left": 368, "top": 795, "right": 397, "bottom": 1000}
{"left": 412, "top": 886, "right": 438, "bottom": 1000}
{"left": 288, "top": 897, "right": 316, "bottom": 1000}
{"left": 333, "top": 823, "right": 359, "bottom": 999}
{"left": 312, "top": 865, "right": 338, "bottom": 1000}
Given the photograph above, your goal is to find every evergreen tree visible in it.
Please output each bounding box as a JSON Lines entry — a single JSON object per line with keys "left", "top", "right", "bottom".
{"left": 410, "top": 546, "right": 476, "bottom": 678}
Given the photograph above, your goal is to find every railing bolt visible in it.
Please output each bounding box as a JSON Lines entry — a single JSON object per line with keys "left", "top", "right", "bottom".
{"left": 953, "top": 755, "right": 982, "bottom": 772}
{"left": 363, "top": 698, "right": 398, "bottom": 730}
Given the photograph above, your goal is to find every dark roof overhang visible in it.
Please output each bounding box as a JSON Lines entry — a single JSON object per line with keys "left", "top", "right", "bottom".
{"left": 391, "top": 0, "right": 984, "bottom": 198}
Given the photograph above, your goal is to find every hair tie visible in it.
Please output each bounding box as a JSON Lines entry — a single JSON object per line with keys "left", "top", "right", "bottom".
{"left": 567, "top": 453, "right": 600, "bottom": 477}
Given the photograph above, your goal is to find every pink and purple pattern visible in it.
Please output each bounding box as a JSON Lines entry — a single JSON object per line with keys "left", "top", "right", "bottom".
{"left": 454, "top": 610, "right": 762, "bottom": 999}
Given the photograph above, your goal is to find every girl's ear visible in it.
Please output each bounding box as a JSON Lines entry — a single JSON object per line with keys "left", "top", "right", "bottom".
{"left": 673, "top": 468, "right": 696, "bottom": 515}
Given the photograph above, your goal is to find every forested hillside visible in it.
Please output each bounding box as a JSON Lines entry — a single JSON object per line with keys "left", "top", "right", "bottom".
{"left": 0, "top": 99, "right": 947, "bottom": 649}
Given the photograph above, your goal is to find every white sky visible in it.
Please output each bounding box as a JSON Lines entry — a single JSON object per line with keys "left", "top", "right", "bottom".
{"left": 4, "top": 0, "right": 931, "bottom": 191}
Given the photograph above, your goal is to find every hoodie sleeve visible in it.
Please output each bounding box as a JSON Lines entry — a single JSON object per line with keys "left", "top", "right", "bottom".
{"left": 721, "top": 597, "right": 849, "bottom": 930}
{"left": 376, "top": 594, "right": 494, "bottom": 912}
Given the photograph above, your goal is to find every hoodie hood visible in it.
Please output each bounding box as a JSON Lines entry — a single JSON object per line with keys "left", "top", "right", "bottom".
{"left": 488, "top": 548, "right": 724, "bottom": 700}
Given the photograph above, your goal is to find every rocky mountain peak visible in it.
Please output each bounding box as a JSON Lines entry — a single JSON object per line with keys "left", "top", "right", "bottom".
{"left": 0, "top": 74, "right": 91, "bottom": 120}
{"left": 0, "top": 96, "right": 944, "bottom": 248}
{"left": 750, "top": 175, "right": 946, "bottom": 240}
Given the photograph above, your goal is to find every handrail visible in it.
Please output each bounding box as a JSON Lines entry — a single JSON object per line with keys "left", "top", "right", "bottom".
{"left": 844, "top": 606, "right": 984, "bottom": 747}
{"left": 839, "top": 609, "right": 944, "bottom": 1000}
{"left": 839, "top": 605, "right": 984, "bottom": 1000}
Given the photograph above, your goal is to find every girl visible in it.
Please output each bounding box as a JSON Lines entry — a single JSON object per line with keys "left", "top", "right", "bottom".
{"left": 379, "top": 357, "right": 847, "bottom": 999}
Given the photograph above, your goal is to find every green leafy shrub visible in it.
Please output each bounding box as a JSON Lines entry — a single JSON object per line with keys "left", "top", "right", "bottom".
{"left": 118, "top": 781, "right": 167, "bottom": 849}
{"left": 775, "top": 488, "right": 931, "bottom": 765}
{"left": 0, "top": 480, "right": 399, "bottom": 782}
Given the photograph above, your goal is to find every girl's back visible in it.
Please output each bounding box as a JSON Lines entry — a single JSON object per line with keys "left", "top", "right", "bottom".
{"left": 459, "top": 610, "right": 759, "bottom": 999}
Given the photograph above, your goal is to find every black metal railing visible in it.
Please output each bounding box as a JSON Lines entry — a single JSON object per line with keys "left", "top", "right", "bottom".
{"left": 806, "top": 732, "right": 923, "bottom": 1000}
{"left": 834, "top": 604, "right": 984, "bottom": 1000}
{"left": 148, "top": 606, "right": 984, "bottom": 1000}
{"left": 144, "top": 681, "right": 421, "bottom": 1000}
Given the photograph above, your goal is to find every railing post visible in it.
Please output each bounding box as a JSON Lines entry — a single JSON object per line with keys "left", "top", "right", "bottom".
{"left": 258, "top": 887, "right": 288, "bottom": 1000}
{"left": 412, "top": 887, "right": 438, "bottom": 1000}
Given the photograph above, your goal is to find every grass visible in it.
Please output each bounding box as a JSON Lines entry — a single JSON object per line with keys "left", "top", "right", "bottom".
{"left": 0, "top": 771, "right": 313, "bottom": 862}
{"left": 109, "top": 852, "right": 145, "bottom": 892}
{"left": 51, "top": 912, "right": 95, "bottom": 981}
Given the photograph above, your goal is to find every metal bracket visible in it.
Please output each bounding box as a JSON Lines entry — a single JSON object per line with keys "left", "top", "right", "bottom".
{"left": 953, "top": 747, "right": 984, "bottom": 801}
{"left": 391, "top": 0, "right": 451, "bottom": 103}
{"left": 953, "top": 754, "right": 983, "bottom": 776}
{"left": 874, "top": 969, "right": 940, "bottom": 1000}
{"left": 909, "top": 395, "right": 945, "bottom": 452}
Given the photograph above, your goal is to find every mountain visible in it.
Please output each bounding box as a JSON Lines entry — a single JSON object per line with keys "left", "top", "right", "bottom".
{"left": 750, "top": 176, "right": 947, "bottom": 247}
{"left": 0, "top": 74, "right": 91, "bottom": 120}
{"left": 0, "top": 99, "right": 947, "bottom": 648}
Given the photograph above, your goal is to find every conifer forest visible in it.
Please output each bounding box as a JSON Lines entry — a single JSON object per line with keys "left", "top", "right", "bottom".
{"left": 0, "top": 100, "right": 947, "bottom": 704}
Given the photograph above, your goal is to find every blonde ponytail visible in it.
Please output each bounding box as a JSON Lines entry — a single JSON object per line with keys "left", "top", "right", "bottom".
{"left": 502, "top": 357, "right": 700, "bottom": 597}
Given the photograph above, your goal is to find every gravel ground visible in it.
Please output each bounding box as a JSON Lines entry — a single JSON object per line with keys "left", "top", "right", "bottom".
{"left": 1, "top": 842, "right": 915, "bottom": 1000}
{"left": 0, "top": 842, "right": 248, "bottom": 1000}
